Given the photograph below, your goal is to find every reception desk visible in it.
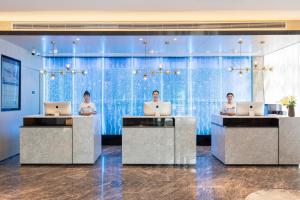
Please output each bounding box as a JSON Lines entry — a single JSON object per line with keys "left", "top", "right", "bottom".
{"left": 20, "top": 115, "right": 101, "bottom": 164}
{"left": 122, "top": 116, "right": 196, "bottom": 165}
{"left": 211, "top": 114, "right": 300, "bottom": 165}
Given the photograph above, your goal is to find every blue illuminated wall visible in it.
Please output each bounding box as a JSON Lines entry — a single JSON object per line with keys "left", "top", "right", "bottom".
{"left": 43, "top": 56, "right": 252, "bottom": 135}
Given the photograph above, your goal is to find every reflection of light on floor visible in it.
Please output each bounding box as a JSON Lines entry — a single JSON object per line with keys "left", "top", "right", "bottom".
{"left": 246, "top": 189, "right": 300, "bottom": 200}
{"left": 101, "top": 156, "right": 106, "bottom": 200}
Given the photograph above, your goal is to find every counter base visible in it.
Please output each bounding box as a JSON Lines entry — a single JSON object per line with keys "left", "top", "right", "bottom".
{"left": 20, "top": 127, "right": 73, "bottom": 164}
{"left": 122, "top": 116, "right": 196, "bottom": 165}
{"left": 20, "top": 115, "right": 101, "bottom": 165}
{"left": 122, "top": 127, "right": 175, "bottom": 165}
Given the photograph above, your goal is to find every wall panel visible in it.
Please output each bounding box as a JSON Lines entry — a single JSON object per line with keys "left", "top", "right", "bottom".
{"left": 44, "top": 56, "right": 252, "bottom": 135}
{"left": 264, "top": 43, "right": 300, "bottom": 115}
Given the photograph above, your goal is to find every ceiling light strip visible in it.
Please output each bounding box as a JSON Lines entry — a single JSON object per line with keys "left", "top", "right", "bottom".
{"left": 11, "top": 22, "right": 286, "bottom": 31}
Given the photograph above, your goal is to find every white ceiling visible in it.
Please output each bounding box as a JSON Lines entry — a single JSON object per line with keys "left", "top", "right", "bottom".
{"left": 1, "top": 35, "right": 300, "bottom": 57}
{"left": 1, "top": 0, "right": 300, "bottom": 11}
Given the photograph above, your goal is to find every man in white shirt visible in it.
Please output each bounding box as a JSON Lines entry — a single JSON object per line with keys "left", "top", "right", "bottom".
{"left": 144, "top": 90, "right": 172, "bottom": 116}
{"left": 220, "top": 92, "right": 236, "bottom": 116}
{"left": 144, "top": 90, "right": 160, "bottom": 115}
{"left": 79, "top": 91, "right": 97, "bottom": 116}
{"left": 152, "top": 90, "right": 159, "bottom": 103}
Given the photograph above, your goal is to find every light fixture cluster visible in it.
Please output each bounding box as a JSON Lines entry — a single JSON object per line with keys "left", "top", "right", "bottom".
{"left": 133, "top": 64, "right": 181, "bottom": 80}
{"left": 228, "top": 39, "right": 250, "bottom": 76}
{"left": 253, "top": 41, "right": 273, "bottom": 72}
{"left": 40, "top": 39, "right": 88, "bottom": 80}
{"left": 253, "top": 62, "right": 273, "bottom": 72}
{"left": 39, "top": 68, "right": 88, "bottom": 80}
{"left": 133, "top": 39, "right": 180, "bottom": 80}
{"left": 228, "top": 66, "right": 250, "bottom": 76}
{"left": 228, "top": 40, "right": 273, "bottom": 76}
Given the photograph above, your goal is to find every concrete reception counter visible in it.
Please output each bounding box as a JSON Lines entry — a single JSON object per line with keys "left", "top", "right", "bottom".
{"left": 122, "top": 116, "right": 196, "bottom": 165}
{"left": 20, "top": 115, "right": 101, "bottom": 164}
{"left": 211, "top": 114, "right": 300, "bottom": 165}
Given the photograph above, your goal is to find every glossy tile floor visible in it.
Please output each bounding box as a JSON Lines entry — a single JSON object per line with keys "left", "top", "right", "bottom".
{"left": 0, "top": 146, "right": 300, "bottom": 200}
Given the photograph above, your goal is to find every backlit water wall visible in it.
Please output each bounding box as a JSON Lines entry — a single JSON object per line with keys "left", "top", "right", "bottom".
{"left": 43, "top": 56, "right": 252, "bottom": 135}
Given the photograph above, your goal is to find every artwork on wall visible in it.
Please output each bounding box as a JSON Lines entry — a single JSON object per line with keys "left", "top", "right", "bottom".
{"left": 1, "top": 55, "right": 21, "bottom": 111}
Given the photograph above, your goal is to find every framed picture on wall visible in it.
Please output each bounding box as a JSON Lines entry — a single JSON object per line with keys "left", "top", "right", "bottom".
{"left": 1, "top": 55, "right": 21, "bottom": 111}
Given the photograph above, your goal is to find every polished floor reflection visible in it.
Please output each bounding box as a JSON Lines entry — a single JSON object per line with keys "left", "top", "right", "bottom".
{"left": 0, "top": 146, "right": 300, "bottom": 200}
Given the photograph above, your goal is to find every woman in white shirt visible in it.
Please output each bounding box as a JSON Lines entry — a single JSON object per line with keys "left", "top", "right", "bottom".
{"left": 79, "top": 91, "right": 97, "bottom": 116}
{"left": 220, "top": 92, "right": 236, "bottom": 116}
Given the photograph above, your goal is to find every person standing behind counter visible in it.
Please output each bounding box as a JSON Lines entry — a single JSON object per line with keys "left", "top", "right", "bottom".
{"left": 220, "top": 92, "right": 236, "bottom": 116}
{"left": 144, "top": 90, "right": 164, "bottom": 116}
{"left": 79, "top": 90, "right": 97, "bottom": 116}
{"left": 152, "top": 90, "right": 160, "bottom": 103}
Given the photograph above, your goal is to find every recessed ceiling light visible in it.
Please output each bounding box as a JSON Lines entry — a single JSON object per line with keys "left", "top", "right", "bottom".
{"left": 139, "top": 38, "right": 143, "bottom": 41}
{"left": 173, "top": 38, "right": 177, "bottom": 41}
{"left": 76, "top": 38, "right": 80, "bottom": 41}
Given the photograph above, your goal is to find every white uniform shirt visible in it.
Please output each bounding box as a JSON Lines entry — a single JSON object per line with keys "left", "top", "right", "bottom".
{"left": 79, "top": 102, "right": 96, "bottom": 114}
{"left": 222, "top": 103, "right": 237, "bottom": 114}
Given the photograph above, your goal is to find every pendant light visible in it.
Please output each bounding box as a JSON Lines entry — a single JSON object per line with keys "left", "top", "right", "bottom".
{"left": 228, "top": 39, "right": 250, "bottom": 76}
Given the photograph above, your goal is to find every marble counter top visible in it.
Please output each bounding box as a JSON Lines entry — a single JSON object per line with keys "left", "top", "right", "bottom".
{"left": 213, "top": 114, "right": 286, "bottom": 119}
{"left": 24, "top": 114, "right": 95, "bottom": 119}
{"left": 23, "top": 115, "right": 98, "bottom": 127}
{"left": 123, "top": 116, "right": 195, "bottom": 127}
{"left": 123, "top": 116, "right": 194, "bottom": 119}
{"left": 211, "top": 114, "right": 283, "bottom": 127}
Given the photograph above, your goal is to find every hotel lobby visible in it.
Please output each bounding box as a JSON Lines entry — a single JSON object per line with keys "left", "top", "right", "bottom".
{"left": 1, "top": 1, "right": 300, "bottom": 200}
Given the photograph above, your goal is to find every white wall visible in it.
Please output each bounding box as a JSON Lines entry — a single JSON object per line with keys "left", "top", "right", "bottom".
{"left": 264, "top": 43, "right": 300, "bottom": 115}
{"left": 0, "top": 38, "right": 42, "bottom": 161}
